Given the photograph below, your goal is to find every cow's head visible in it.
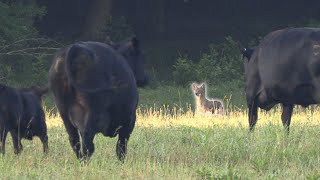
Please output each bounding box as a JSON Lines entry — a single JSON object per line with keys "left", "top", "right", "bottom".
{"left": 241, "top": 47, "right": 255, "bottom": 80}
{"left": 112, "top": 37, "right": 149, "bottom": 87}
{"left": 241, "top": 47, "right": 254, "bottom": 61}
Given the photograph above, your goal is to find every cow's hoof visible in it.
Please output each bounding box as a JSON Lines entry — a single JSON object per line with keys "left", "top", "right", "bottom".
{"left": 79, "top": 156, "right": 91, "bottom": 164}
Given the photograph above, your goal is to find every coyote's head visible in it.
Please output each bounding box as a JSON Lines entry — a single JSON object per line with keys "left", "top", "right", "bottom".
{"left": 192, "top": 83, "right": 206, "bottom": 98}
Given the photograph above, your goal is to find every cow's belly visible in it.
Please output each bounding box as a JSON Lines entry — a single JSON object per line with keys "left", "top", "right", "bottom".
{"left": 69, "top": 106, "right": 119, "bottom": 137}
{"left": 97, "top": 113, "right": 123, "bottom": 138}
{"left": 95, "top": 104, "right": 133, "bottom": 137}
{"left": 258, "top": 83, "right": 320, "bottom": 109}
{"left": 292, "top": 84, "right": 320, "bottom": 106}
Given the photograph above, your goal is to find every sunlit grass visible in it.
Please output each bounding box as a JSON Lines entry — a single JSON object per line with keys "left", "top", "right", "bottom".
{"left": 46, "top": 104, "right": 320, "bottom": 129}
{"left": 1, "top": 105, "right": 320, "bottom": 179}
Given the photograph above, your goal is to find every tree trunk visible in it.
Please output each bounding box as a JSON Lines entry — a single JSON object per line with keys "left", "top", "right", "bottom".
{"left": 82, "top": 0, "right": 112, "bottom": 41}
{"left": 154, "top": 0, "right": 167, "bottom": 39}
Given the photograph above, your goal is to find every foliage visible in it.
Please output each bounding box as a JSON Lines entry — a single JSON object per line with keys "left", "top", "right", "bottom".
{"left": 303, "top": 19, "right": 320, "bottom": 28}
{"left": 7, "top": 54, "right": 52, "bottom": 85}
{"left": 173, "top": 36, "right": 245, "bottom": 87}
{"left": 0, "top": 2, "right": 45, "bottom": 44}
{"left": 0, "top": 2, "right": 55, "bottom": 87}
{"left": 172, "top": 56, "right": 198, "bottom": 86}
{"left": 102, "top": 16, "right": 135, "bottom": 43}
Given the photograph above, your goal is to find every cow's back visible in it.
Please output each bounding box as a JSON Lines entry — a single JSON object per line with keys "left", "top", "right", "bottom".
{"left": 74, "top": 42, "right": 138, "bottom": 107}
{"left": 49, "top": 41, "right": 138, "bottom": 135}
{"left": 50, "top": 41, "right": 138, "bottom": 101}
{"left": 20, "top": 92, "right": 45, "bottom": 122}
{"left": 248, "top": 28, "right": 320, "bottom": 106}
{"left": 83, "top": 42, "right": 138, "bottom": 135}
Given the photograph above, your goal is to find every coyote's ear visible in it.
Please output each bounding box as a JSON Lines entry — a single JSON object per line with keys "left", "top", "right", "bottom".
{"left": 192, "top": 83, "right": 197, "bottom": 90}
{"left": 200, "top": 83, "right": 205, "bottom": 89}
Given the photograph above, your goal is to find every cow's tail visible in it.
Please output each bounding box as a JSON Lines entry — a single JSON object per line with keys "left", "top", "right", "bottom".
{"left": 66, "top": 44, "right": 92, "bottom": 92}
{"left": 65, "top": 44, "right": 111, "bottom": 93}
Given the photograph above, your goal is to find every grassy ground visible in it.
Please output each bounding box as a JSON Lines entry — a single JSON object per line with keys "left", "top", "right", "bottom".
{"left": 1, "top": 85, "right": 320, "bottom": 179}
{"left": 137, "top": 83, "right": 246, "bottom": 112}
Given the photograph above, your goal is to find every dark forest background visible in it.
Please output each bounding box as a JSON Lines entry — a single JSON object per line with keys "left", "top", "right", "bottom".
{"left": 1, "top": 0, "right": 320, "bottom": 87}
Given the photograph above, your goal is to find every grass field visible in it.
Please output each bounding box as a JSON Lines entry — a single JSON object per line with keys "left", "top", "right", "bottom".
{"left": 1, "top": 85, "right": 320, "bottom": 179}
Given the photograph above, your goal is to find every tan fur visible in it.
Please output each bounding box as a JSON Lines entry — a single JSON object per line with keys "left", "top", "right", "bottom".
{"left": 54, "top": 57, "right": 63, "bottom": 72}
{"left": 192, "top": 83, "right": 224, "bottom": 116}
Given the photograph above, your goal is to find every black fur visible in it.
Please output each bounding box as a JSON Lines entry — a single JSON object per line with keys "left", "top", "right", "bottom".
{"left": 244, "top": 27, "right": 320, "bottom": 132}
{"left": 111, "top": 37, "right": 149, "bottom": 87}
{"left": 49, "top": 41, "right": 138, "bottom": 162}
{"left": 0, "top": 84, "right": 48, "bottom": 155}
{"left": 241, "top": 47, "right": 255, "bottom": 61}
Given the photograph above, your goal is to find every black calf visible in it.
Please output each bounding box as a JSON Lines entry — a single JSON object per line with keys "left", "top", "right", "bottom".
{"left": 0, "top": 84, "right": 48, "bottom": 155}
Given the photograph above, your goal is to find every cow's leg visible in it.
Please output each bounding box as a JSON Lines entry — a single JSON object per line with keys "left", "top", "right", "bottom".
{"left": 248, "top": 101, "right": 258, "bottom": 131}
{"left": 116, "top": 113, "right": 136, "bottom": 162}
{"left": 39, "top": 121, "right": 49, "bottom": 154}
{"left": 81, "top": 129, "right": 95, "bottom": 161}
{"left": 60, "top": 112, "right": 82, "bottom": 159}
{"left": 73, "top": 108, "right": 95, "bottom": 161}
{"left": 40, "top": 133, "right": 49, "bottom": 154}
{"left": 11, "top": 132, "right": 22, "bottom": 154}
{"left": 281, "top": 104, "right": 293, "bottom": 132}
{"left": 64, "top": 120, "right": 82, "bottom": 159}
{"left": 34, "top": 119, "right": 49, "bottom": 154}
{"left": 116, "top": 133, "right": 129, "bottom": 162}
{"left": 0, "top": 125, "right": 8, "bottom": 155}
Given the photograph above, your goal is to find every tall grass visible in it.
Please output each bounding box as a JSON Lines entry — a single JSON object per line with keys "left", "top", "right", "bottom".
{"left": 0, "top": 105, "right": 316, "bottom": 179}
{"left": 1, "top": 85, "right": 320, "bottom": 179}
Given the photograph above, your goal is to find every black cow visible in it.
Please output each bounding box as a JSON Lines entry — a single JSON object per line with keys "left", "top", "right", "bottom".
{"left": 111, "top": 38, "right": 149, "bottom": 87}
{"left": 0, "top": 84, "right": 48, "bottom": 154}
{"left": 49, "top": 41, "right": 138, "bottom": 161}
{"left": 244, "top": 27, "right": 320, "bottom": 131}
{"left": 241, "top": 47, "right": 255, "bottom": 60}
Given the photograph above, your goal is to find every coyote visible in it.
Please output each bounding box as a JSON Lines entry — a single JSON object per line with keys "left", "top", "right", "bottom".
{"left": 192, "top": 83, "right": 224, "bottom": 116}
